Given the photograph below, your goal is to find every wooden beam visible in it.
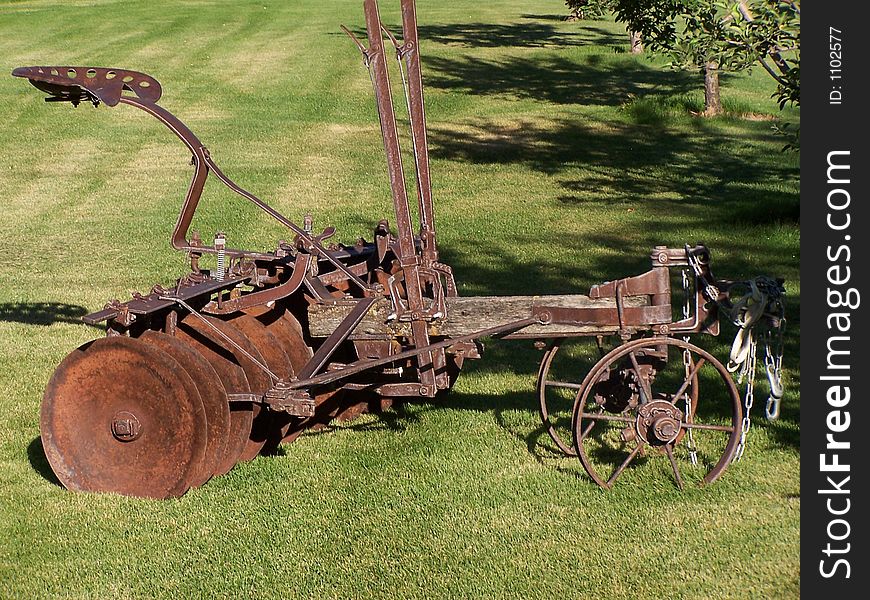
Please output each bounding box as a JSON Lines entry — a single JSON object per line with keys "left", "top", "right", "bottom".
{"left": 307, "top": 294, "right": 653, "bottom": 339}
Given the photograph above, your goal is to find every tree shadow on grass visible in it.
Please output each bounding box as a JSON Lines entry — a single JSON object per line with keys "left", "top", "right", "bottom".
{"left": 0, "top": 302, "right": 93, "bottom": 327}
{"left": 430, "top": 115, "right": 796, "bottom": 207}
{"left": 521, "top": 13, "right": 574, "bottom": 23}
{"left": 417, "top": 21, "right": 623, "bottom": 49}
{"left": 28, "top": 436, "right": 61, "bottom": 487}
{"left": 425, "top": 53, "right": 700, "bottom": 106}
{"left": 333, "top": 19, "right": 622, "bottom": 51}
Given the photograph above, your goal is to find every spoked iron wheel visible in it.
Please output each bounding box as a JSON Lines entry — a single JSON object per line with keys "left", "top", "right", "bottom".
{"left": 537, "top": 337, "right": 613, "bottom": 457}
{"left": 572, "top": 337, "right": 741, "bottom": 490}
{"left": 41, "top": 336, "right": 209, "bottom": 498}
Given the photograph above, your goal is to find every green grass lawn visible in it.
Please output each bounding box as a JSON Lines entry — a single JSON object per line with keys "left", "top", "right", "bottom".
{"left": 0, "top": 1, "right": 799, "bottom": 598}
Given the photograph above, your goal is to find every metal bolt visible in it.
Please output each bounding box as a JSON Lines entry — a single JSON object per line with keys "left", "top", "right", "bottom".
{"left": 111, "top": 411, "right": 141, "bottom": 442}
{"left": 655, "top": 419, "right": 678, "bottom": 440}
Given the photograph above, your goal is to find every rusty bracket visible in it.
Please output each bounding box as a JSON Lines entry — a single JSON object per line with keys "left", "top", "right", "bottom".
{"left": 589, "top": 268, "right": 669, "bottom": 299}
{"left": 263, "top": 385, "right": 316, "bottom": 417}
{"left": 535, "top": 304, "right": 672, "bottom": 329}
{"left": 202, "top": 253, "right": 313, "bottom": 315}
{"left": 273, "top": 314, "right": 544, "bottom": 394}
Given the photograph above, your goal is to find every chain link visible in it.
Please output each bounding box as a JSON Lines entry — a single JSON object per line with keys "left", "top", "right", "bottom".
{"left": 763, "top": 317, "right": 786, "bottom": 420}
{"left": 682, "top": 343, "right": 700, "bottom": 465}
{"left": 686, "top": 248, "right": 721, "bottom": 302}
{"left": 685, "top": 247, "right": 786, "bottom": 463}
{"left": 680, "top": 269, "right": 699, "bottom": 465}
{"left": 732, "top": 338, "right": 757, "bottom": 462}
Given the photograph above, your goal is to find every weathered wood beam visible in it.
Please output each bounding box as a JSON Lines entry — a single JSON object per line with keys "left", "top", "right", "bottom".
{"left": 308, "top": 294, "right": 654, "bottom": 340}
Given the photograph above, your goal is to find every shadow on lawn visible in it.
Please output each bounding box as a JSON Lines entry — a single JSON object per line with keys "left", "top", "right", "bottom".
{"left": 0, "top": 302, "right": 91, "bottom": 326}
{"left": 28, "top": 437, "right": 62, "bottom": 487}
{"left": 520, "top": 13, "right": 574, "bottom": 23}
{"left": 424, "top": 53, "right": 700, "bottom": 106}
{"left": 429, "top": 115, "right": 797, "bottom": 225}
{"left": 339, "top": 19, "right": 622, "bottom": 50}
{"left": 417, "top": 21, "right": 623, "bottom": 49}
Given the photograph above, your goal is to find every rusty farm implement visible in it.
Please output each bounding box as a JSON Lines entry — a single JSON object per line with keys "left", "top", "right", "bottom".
{"left": 13, "top": 0, "right": 784, "bottom": 499}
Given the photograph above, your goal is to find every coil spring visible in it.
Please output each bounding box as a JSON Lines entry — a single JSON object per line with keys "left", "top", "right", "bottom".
{"left": 214, "top": 233, "right": 226, "bottom": 282}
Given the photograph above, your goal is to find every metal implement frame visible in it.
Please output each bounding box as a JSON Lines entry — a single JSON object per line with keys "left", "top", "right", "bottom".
{"left": 10, "top": 22, "right": 725, "bottom": 405}
{"left": 13, "top": 0, "right": 761, "bottom": 496}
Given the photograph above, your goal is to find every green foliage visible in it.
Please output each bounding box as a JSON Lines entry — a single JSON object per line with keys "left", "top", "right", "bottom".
{"left": 611, "top": 0, "right": 800, "bottom": 108}
{"left": 565, "top": 1, "right": 606, "bottom": 20}
{"left": 721, "top": 0, "right": 800, "bottom": 109}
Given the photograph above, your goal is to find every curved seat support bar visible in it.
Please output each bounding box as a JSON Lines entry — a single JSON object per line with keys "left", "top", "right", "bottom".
{"left": 13, "top": 65, "right": 373, "bottom": 292}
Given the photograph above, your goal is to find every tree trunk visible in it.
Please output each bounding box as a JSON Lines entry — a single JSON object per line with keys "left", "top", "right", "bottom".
{"left": 703, "top": 61, "right": 723, "bottom": 116}
{"left": 629, "top": 30, "right": 644, "bottom": 54}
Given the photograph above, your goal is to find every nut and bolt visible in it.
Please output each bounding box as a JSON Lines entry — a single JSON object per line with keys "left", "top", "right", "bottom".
{"left": 111, "top": 411, "right": 141, "bottom": 442}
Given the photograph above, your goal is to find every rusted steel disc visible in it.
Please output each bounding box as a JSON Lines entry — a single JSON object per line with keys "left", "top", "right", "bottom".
{"left": 41, "top": 336, "right": 207, "bottom": 499}
{"left": 241, "top": 308, "right": 298, "bottom": 454}
{"left": 228, "top": 313, "right": 292, "bottom": 457}
{"left": 176, "top": 314, "right": 253, "bottom": 475}
{"left": 199, "top": 317, "right": 272, "bottom": 461}
{"left": 281, "top": 309, "right": 348, "bottom": 437}
{"left": 246, "top": 306, "right": 322, "bottom": 444}
{"left": 140, "top": 330, "right": 230, "bottom": 487}
{"left": 229, "top": 313, "right": 293, "bottom": 380}
{"left": 246, "top": 305, "right": 313, "bottom": 374}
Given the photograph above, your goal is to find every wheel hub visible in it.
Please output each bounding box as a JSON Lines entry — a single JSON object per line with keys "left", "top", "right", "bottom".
{"left": 636, "top": 400, "right": 683, "bottom": 446}
{"left": 110, "top": 411, "right": 141, "bottom": 442}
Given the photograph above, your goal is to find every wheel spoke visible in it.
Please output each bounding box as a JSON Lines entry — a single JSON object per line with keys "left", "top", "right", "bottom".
{"left": 628, "top": 351, "right": 654, "bottom": 404}
{"left": 577, "top": 419, "right": 595, "bottom": 442}
{"left": 606, "top": 442, "right": 643, "bottom": 487}
{"left": 665, "top": 444, "right": 684, "bottom": 490}
{"left": 544, "top": 379, "right": 583, "bottom": 390}
{"left": 682, "top": 422, "right": 735, "bottom": 432}
{"left": 672, "top": 357, "right": 705, "bottom": 404}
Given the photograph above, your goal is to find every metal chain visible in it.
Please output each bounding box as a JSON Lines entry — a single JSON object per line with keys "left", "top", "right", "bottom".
{"left": 681, "top": 269, "right": 698, "bottom": 465}
{"left": 682, "top": 344, "right": 699, "bottom": 465}
{"left": 686, "top": 248, "right": 721, "bottom": 303}
{"left": 686, "top": 245, "right": 787, "bottom": 462}
{"left": 732, "top": 337, "right": 757, "bottom": 462}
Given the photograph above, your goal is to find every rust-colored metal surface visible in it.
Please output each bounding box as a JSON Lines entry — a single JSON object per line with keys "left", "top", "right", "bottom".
{"left": 228, "top": 313, "right": 293, "bottom": 457}
{"left": 41, "top": 337, "right": 207, "bottom": 498}
{"left": 175, "top": 315, "right": 253, "bottom": 476}
{"left": 16, "top": 0, "right": 782, "bottom": 497}
{"left": 140, "top": 329, "right": 230, "bottom": 487}
{"left": 244, "top": 306, "right": 316, "bottom": 449}
{"left": 189, "top": 315, "right": 271, "bottom": 461}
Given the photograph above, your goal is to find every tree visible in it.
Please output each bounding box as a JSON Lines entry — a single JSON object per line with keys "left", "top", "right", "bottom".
{"left": 564, "top": 1, "right": 603, "bottom": 22}
{"left": 724, "top": 1, "right": 800, "bottom": 110}
{"left": 565, "top": 1, "right": 643, "bottom": 53}
{"left": 609, "top": 0, "right": 799, "bottom": 116}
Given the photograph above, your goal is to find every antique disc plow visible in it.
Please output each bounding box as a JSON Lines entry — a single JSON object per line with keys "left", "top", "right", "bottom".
{"left": 13, "top": 0, "right": 777, "bottom": 498}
